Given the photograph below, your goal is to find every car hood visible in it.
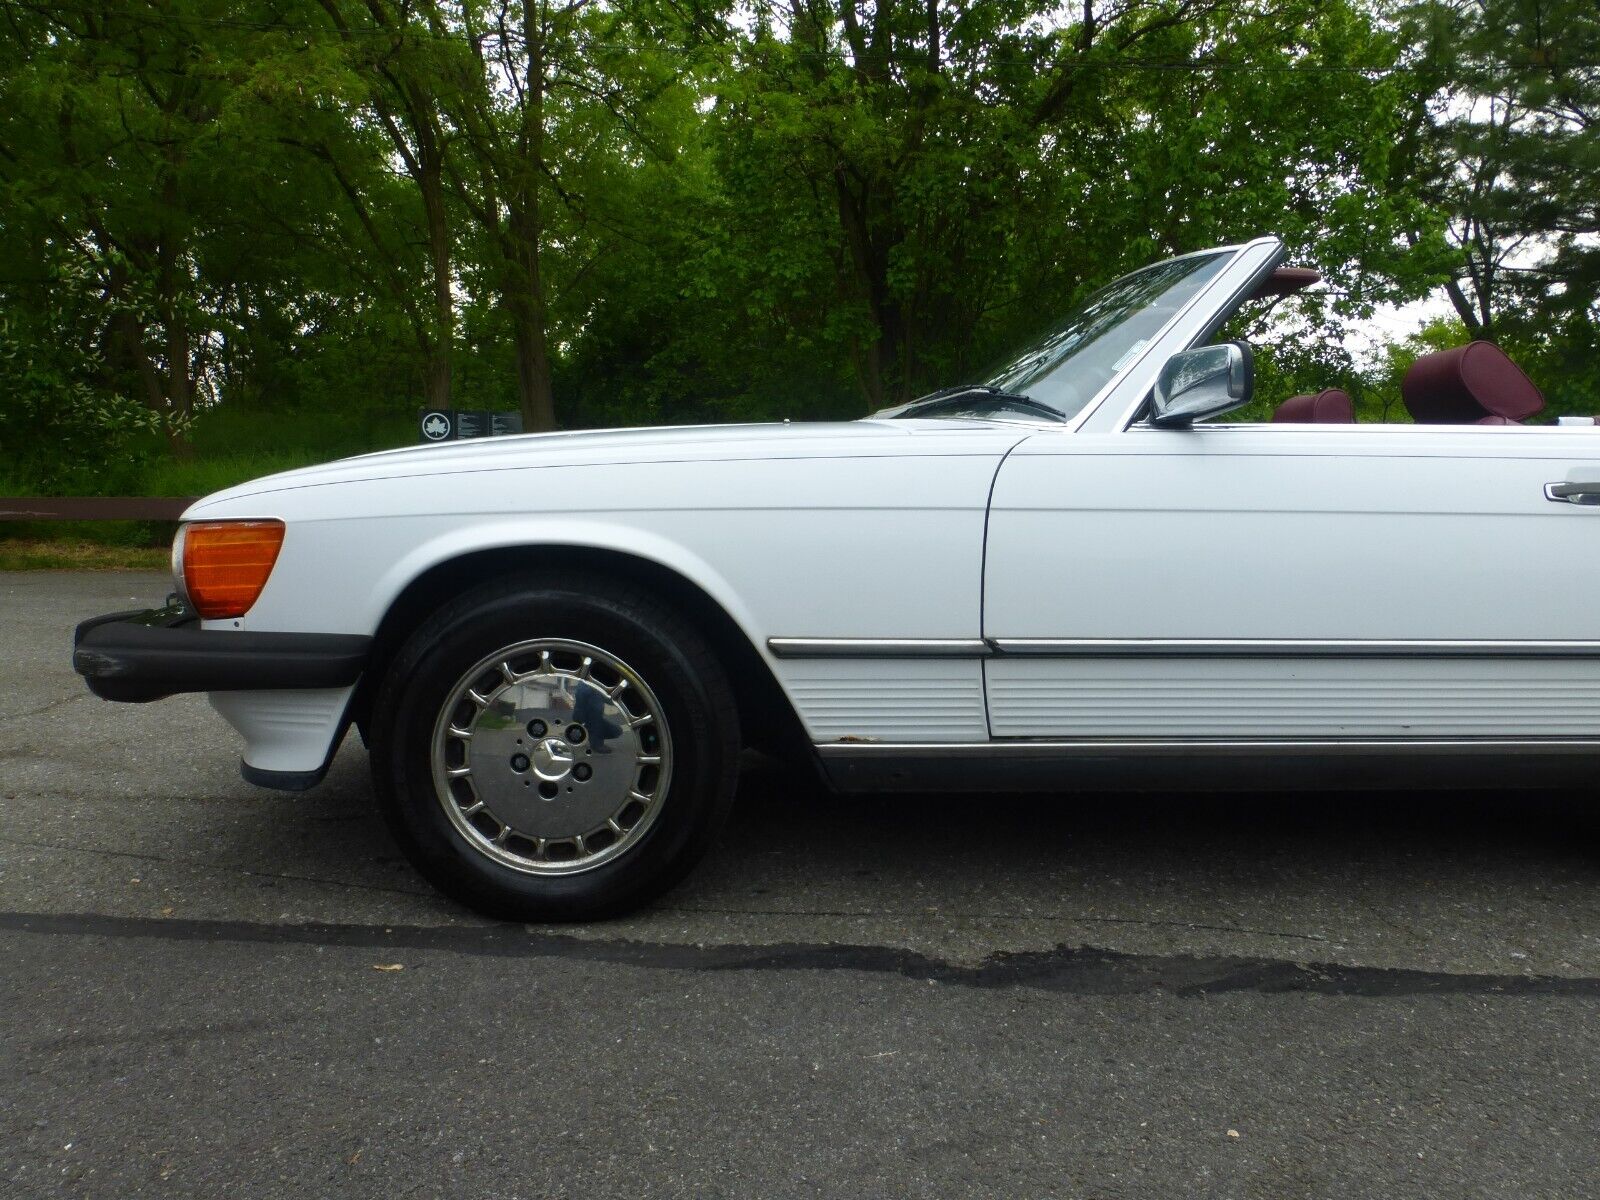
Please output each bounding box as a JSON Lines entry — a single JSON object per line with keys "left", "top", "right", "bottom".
{"left": 183, "top": 418, "right": 1020, "bottom": 516}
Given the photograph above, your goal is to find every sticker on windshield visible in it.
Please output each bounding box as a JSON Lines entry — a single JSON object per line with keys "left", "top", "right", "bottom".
{"left": 1111, "top": 340, "right": 1149, "bottom": 373}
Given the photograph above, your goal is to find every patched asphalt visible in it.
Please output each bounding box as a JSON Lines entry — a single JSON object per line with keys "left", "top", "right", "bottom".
{"left": 3, "top": 570, "right": 1598, "bottom": 1198}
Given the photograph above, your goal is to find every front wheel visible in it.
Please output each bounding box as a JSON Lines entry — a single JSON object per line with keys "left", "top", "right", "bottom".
{"left": 370, "top": 573, "right": 740, "bottom": 920}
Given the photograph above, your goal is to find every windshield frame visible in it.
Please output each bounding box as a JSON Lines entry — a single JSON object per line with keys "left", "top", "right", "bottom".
{"left": 1089, "top": 236, "right": 1285, "bottom": 435}
{"left": 878, "top": 243, "right": 1254, "bottom": 429}
{"left": 979, "top": 246, "right": 1241, "bottom": 421}
{"left": 874, "top": 385, "right": 1071, "bottom": 426}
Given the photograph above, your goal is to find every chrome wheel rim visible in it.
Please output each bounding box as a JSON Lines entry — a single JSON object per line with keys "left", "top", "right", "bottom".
{"left": 430, "top": 638, "right": 673, "bottom": 876}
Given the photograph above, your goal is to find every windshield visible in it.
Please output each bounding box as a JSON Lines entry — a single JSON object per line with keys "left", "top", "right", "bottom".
{"left": 982, "top": 251, "right": 1232, "bottom": 418}
{"left": 882, "top": 250, "right": 1234, "bottom": 424}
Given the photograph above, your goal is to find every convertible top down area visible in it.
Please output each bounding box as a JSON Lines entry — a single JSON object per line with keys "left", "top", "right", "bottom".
{"left": 72, "top": 236, "right": 1600, "bottom": 919}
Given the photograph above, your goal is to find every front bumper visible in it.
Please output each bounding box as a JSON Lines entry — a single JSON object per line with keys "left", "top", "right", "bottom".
{"left": 73, "top": 605, "right": 371, "bottom": 702}
{"left": 73, "top": 605, "right": 373, "bottom": 791}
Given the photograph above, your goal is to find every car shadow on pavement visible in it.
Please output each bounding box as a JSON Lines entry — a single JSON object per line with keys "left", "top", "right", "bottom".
{"left": 718, "top": 751, "right": 1600, "bottom": 871}
{"left": 205, "top": 742, "right": 1600, "bottom": 957}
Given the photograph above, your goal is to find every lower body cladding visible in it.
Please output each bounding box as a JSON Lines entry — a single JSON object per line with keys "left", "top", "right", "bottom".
{"left": 210, "top": 713, "right": 1600, "bottom": 795}
{"left": 774, "top": 640, "right": 1600, "bottom": 793}
{"left": 816, "top": 739, "right": 1600, "bottom": 793}
{"left": 211, "top": 686, "right": 357, "bottom": 789}
{"left": 74, "top": 614, "right": 1600, "bottom": 794}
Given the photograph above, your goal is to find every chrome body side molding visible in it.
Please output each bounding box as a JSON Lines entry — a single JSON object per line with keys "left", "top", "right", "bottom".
{"left": 991, "top": 638, "right": 1600, "bottom": 657}
{"left": 768, "top": 637, "right": 990, "bottom": 659}
{"left": 771, "top": 637, "right": 1600, "bottom": 659}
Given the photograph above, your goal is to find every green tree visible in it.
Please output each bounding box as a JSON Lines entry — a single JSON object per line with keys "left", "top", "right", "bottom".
{"left": 436, "top": 0, "right": 716, "bottom": 431}
{"left": 0, "top": 0, "right": 404, "bottom": 454}
{"left": 1404, "top": 0, "right": 1600, "bottom": 411}
{"left": 702, "top": 1, "right": 1446, "bottom": 412}
{"left": 311, "top": 0, "right": 468, "bottom": 409}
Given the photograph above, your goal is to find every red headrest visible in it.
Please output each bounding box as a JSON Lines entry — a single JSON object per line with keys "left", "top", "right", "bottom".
{"left": 1401, "top": 342, "right": 1543, "bottom": 424}
{"left": 1272, "top": 389, "right": 1355, "bottom": 423}
{"left": 1251, "top": 266, "right": 1322, "bottom": 299}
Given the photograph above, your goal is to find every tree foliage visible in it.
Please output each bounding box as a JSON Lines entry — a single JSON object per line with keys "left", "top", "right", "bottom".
{"left": 1403, "top": 0, "right": 1600, "bottom": 412}
{"left": 1, "top": 0, "right": 1597, "bottom": 487}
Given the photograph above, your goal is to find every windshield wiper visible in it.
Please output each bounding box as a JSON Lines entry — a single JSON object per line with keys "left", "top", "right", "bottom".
{"left": 901, "top": 384, "right": 1067, "bottom": 421}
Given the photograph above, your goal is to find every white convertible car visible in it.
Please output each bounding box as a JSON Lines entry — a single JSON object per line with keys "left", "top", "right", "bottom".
{"left": 73, "top": 236, "right": 1600, "bottom": 919}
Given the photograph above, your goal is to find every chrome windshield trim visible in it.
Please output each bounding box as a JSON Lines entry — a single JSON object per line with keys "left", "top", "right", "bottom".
{"left": 767, "top": 638, "right": 991, "bottom": 659}
{"left": 1076, "top": 236, "right": 1283, "bottom": 435}
{"left": 993, "top": 638, "right": 1600, "bottom": 657}
{"left": 876, "top": 238, "right": 1272, "bottom": 435}
{"left": 982, "top": 239, "right": 1263, "bottom": 434}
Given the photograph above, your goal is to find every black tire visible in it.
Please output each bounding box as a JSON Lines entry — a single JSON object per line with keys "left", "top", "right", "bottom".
{"left": 370, "top": 571, "right": 741, "bottom": 920}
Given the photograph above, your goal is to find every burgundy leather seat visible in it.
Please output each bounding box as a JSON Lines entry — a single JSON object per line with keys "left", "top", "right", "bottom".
{"left": 1401, "top": 342, "right": 1544, "bottom": 425}
{"left": 1272, "top": 389, "right": 1355, "bottom": 423}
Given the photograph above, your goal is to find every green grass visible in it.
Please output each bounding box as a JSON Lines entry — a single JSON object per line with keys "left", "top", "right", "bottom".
{"left": 1, "top": 450, "right": 334, "bottom": 558}
{"left": 186, "top": 403, "right": 414, "bottom": 464}
{"left": 140, "top": 451, "right": 333, "bottom": 498}
{"left": 0, "top": 540, "right": 170, "bottom": 571}
{"left": 1, "top": 404, "right": 417, "bottom": 556}
{"left": 0, "top": 520, "right": 172, "bottom": 549}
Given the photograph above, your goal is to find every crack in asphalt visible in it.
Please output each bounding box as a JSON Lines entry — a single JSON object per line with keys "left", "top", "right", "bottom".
{"left": 27, "top": 1018, "right": 282, "bottom": 1054}
{"left": 4, "top": 911, "right": 1597, "bottom": 997}
{"left": 0, "top": 836, "right": 1334, "bottom": 942}
{"left": 662, "top": 903, "right": 1334, "bottom": 942}
{"left": 0, "top": 692, "right": 88, "bottom": 725}
{"left": 0, "top": 835, "right": 434, "bottom": 899}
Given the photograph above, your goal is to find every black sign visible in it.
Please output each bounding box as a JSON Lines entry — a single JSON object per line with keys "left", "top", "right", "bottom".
{"left": 419, "top": 409, "right": 453, "bottom": 442}
{"left": 418, "top": 409, "right": 525, "bottom": 442}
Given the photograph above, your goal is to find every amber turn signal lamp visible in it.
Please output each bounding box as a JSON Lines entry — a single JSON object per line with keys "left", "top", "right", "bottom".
{"left": 177, "top": 520, "right": 286, "bottom": 619}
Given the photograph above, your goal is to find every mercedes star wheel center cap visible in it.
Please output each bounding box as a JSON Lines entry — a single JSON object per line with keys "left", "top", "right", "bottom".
{"left": 532, "top": 736, "right": 575, "bottom": 780}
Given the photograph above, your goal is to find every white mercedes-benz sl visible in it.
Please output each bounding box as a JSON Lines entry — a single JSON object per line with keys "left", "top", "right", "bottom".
{"left": 73, "top": 236, "right": 1600, "bottom": 918}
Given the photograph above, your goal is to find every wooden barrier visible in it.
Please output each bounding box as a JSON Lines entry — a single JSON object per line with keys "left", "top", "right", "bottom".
{"left": 0, "top": 497, "right": 196, "bottom": 521}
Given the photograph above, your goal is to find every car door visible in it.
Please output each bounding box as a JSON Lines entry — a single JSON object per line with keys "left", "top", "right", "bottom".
{"left": 982, "top": 413, "right": 1600, "bottom": 744}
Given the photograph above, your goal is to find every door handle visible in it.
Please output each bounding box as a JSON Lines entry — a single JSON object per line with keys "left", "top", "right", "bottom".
{"left": 1546, "top": 481, "right": 1600, "bottom": 505}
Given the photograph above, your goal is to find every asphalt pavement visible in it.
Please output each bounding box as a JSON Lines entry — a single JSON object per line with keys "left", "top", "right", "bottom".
{"left": 3, "top": 570, "right": 1598, "bottom": 1198}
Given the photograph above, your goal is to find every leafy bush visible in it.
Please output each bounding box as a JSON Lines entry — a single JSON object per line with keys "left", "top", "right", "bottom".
{"left": 0, "top": 294, "right": 164, "bottom": 494}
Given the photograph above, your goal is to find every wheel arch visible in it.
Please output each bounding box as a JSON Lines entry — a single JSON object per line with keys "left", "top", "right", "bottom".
{"left": 349, "top": 542, "right": 814, "bottom": 768}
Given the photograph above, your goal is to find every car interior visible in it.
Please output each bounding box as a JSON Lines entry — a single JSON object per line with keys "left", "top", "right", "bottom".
{"left": 1225, "top": 266, "right": 1556, "bottom": 427}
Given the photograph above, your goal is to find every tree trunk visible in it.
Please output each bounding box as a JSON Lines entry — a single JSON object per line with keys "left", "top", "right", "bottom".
{"left": 420, "top": 152, "right": 454, "bottom": 409}
{"left": 511, "top": 283, "right": 555, "bottom": 432}
{"left": 509, "top": 2, "right": 555, "bottom": 432}
{"left": 154, "top": 169, "right": 195, "bottom": 458}
{"left": 506, "top": 194, "right": 553, "bottom": 430}
{"left": 165, "top": 305, "right": 194, "bottom": 460}
{"left": 833, "top": 167, "right": 896, "bottom": 410}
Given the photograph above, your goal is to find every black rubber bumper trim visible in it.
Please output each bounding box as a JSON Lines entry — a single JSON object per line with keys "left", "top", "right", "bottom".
{"left": 240, "top": 761, "right": 331, "bottom": 793}
{"left": 73, "top": 609, "right": 371, "bottom": 703}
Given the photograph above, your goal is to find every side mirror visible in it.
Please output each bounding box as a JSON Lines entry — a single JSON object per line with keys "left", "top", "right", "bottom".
{"left": 1148, "top": 342, "right": 1254, "bottom": 428}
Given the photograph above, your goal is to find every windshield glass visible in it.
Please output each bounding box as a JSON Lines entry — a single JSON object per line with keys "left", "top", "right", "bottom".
{"left": 976, "top": 250, "right": 1233, "bottom": 419}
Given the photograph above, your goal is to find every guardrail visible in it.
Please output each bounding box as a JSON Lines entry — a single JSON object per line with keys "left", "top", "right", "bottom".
{"left": 0, "top": 497, "right": 196, "bottom": 521}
